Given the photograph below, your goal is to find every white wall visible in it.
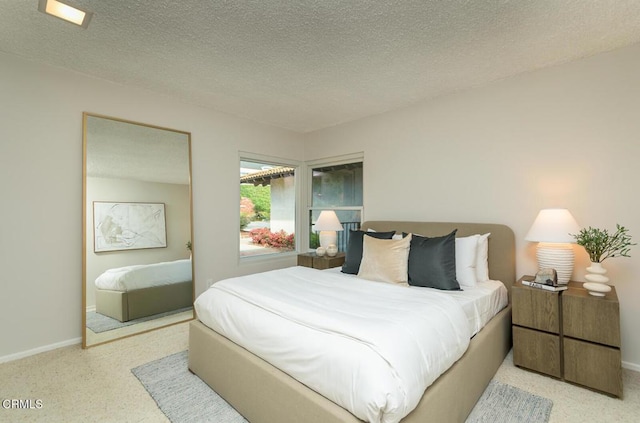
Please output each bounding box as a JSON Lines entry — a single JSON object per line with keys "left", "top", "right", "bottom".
{"left": 0, "top": 52, "right": 304, "bottom": 359}
{"left": 304, "top": 43, "right": 640, "bottom": 370}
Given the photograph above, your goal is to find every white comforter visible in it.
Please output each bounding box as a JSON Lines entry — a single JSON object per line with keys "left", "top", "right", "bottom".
{"left": 195, "top": 266, "right": 473, "bottom": 423}
{"left": 323, "top": 267, "right": 508, "bottom": 337}
{"left": 95, "top": 259, "right": 192, "bottom": 291}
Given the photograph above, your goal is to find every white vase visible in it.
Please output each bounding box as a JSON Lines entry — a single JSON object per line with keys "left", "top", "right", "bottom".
{"left": 584, "top": 261, "right": 610, "bottom": 296}
{"left": 316, "top": 247, "right": 326, "bottom": 257}
{"left": 585, "top": 262, "right": 609, "bottom": 284}
{"left": 583, "top": 282, "right": 612, "bottom": 297}
{"left": 326, "top": 244, "right": 338, "bottom": 257}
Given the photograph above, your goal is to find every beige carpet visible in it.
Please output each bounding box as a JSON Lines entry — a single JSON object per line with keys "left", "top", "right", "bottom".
{"left": 1, "top": 321, "right": 639, "bottom": 423}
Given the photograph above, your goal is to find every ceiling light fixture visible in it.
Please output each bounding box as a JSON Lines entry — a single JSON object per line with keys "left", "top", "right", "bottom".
{"left": 38, "top": 0, "right": 93, "bottom": 28}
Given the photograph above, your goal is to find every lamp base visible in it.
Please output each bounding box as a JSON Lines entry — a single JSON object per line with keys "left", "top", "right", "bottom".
{"left": 536, "top": 242, "right": 574, "bottom": 284}
{"left": 319, "top": 231, "right": 337, "bottom": 249}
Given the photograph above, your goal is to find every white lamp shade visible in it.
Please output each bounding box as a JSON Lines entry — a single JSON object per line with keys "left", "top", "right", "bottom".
{"left": 525, "top": 208, "right": 580, "bottom": 243}
{"left": 313, "top": 210, "right": 344, "bottom": 232}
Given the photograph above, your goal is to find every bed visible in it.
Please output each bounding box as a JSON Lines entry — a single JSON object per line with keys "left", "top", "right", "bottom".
{"left": 94, "top": 259, "right": 193, "bottom": 322}
{"left": 189, "top": 221, "right": 515, "bottom": 423}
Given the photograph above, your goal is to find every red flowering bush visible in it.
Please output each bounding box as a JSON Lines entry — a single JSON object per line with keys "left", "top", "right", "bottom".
{"left": 249, "top": 228, "right": 295, "bottom": 250}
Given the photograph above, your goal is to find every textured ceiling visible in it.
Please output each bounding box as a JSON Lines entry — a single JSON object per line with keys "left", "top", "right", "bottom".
{"left": 2, "top": 1, "right": 640, "bottom": 132}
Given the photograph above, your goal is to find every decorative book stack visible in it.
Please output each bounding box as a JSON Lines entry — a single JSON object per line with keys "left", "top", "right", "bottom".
{"left": 521, "top": 276, "right": 567, "bottom": 292}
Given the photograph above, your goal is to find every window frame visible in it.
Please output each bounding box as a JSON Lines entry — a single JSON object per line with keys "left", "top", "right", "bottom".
{"left": 238, "top": 152, "right": 303, "bottom": 263}
{"left": 305, "top": 153, "right": 364, "bottom": 253}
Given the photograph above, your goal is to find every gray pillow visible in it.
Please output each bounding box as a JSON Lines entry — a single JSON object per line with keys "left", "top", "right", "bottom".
{"left": 341, "top": 230, "right": 396, "bottom": 274}
{"left": 408, "top": 230, "right": 461, "bottom": 290}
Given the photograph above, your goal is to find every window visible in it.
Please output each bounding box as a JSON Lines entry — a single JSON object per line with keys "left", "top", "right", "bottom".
{"left": 240, "top": 157, "right": 298, "bottom": 258}
{"left": 308, "top": 159, "right": 363, "bottom": 252}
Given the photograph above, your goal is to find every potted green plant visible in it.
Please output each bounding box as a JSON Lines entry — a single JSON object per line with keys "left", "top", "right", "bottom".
{"left": 572, "top": 224, "right": 634, "bottom": 263}
{"left": 571, "top": 224, "right": 635, "bottom": 295}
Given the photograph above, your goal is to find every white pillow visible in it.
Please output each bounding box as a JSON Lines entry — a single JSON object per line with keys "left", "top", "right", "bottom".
{"left": 357, "top": 234, "right": 412, "bottom": 285}
{"left": 455, "top": 235, "right": 479, "bottom": 287}
{"left": 475, "top": 233, "right": 491, "bottom": 282}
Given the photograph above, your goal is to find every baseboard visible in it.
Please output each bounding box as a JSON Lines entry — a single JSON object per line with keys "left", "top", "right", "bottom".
{"left": 86, "top": 305, "right": 96, "bottom": 313}
{"left": 0, "top": 337, "right": 82, "bottom": 364}
{"left": 623, "top": 360, "right": 640, "bottom": 373}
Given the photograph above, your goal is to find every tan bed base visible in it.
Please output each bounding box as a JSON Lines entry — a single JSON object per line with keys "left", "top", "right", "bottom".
{"left": 189, "top": 305, "right": 511, "bottom": 423}
{"left": 95, "top": 280, "right": 193, "bottom": 322}
{"left": 189, "top": 221, "right": 516, "bottom": 422}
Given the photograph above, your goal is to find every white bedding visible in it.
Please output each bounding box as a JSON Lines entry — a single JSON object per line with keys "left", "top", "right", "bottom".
{"left": 195, "top": 266, "right": 505, "bottom": 423}
{"left": 95, "top": 259, "right": 192, "bottom": 291}
{"left": 323, "top": 267, "right": 508, "bottom": 336}
{"left": 444, "top": 278, "right": 508, "bottom": 335}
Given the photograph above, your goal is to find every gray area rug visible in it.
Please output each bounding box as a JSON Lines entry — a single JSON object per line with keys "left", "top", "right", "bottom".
{"left": 132, "top": 351, "right": 247, "bottom": 423}
{"left": 466, "top": 380, "right": 553, "bottom": 423}
{"left": 86, "top": 307, "right": 192, "bottom": 333}
{"left": 134, "top": 351, "right": 553, "bottom": 423}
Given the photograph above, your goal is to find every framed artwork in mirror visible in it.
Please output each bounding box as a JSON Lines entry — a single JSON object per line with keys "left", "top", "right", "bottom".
{"left": 93, "top": 201, "right": 167, "bottom": 252}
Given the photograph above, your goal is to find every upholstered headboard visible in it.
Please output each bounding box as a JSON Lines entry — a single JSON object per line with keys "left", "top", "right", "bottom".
{"left": 360, "top": 221, "right": 516, "bottom": 295}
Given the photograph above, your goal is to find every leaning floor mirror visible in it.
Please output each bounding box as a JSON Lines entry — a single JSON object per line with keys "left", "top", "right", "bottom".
{"left": 82, "top": 113, "right": 194, "bottom": 348}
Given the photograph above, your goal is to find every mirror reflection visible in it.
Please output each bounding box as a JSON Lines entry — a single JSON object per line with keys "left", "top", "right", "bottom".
{"left": 83, "top": 113, "right": 194, "bottom": 348}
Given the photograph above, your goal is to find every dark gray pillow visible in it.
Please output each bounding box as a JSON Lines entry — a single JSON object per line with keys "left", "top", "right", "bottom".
{"left": 341, "top": 230, "right": 396, "bottom": 274}
{"left": 408, "top": 230, "right": 461, "bottom": 290}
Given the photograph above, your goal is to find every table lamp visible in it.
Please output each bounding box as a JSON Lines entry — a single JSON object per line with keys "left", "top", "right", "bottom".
{"left": 314, "top": 210, "right": 344, "bottom": 249}
{"left": 525, "top": 208, "right": 581, "bottom": 284}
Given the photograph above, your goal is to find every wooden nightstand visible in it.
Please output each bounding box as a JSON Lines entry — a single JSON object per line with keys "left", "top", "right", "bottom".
{"left": 297, "top": 252, "right": 345, "bottom": 270}
{"left": 512, "top": 276, "right": 622, "bottom": 397}
{"left": 563, "top": 281, "right": 622, "bottom": 397}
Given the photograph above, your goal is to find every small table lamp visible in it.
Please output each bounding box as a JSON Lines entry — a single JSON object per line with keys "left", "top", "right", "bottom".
{"left": 314, "top": 210, "right": 344, "bottom": 249}
{"left": 525, "top": 208, "right": 581, "bottom": 284}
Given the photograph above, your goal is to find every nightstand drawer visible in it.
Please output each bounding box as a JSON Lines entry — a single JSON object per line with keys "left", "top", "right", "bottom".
{"left": 563, "top": 284, "right": 620, "bottom": 347}
{"left": 513, "top": 326, "right": 561, "bottom": 378}
{"left": 512, "top": 281, "right": 560, "bottom": 334}
{"left": 297, "top": 254, "right": 315, "bottom": 268}
{"left": 313, "top": 254, "right": 345, "bottom": 269}
{"left": 564, "top": 337, "right": 622, "bottom": 397}
{"left": 297, "top": 252, "right": 345, "bottom": 270}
